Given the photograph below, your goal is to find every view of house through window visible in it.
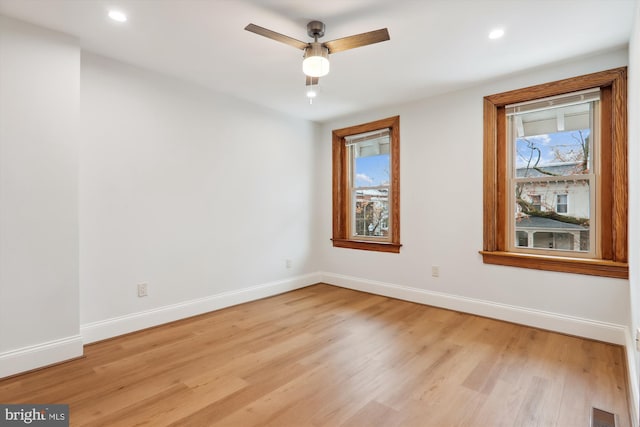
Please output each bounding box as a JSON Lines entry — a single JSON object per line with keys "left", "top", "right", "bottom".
{"left": 482, "top": 67, "right": 626, "bottom": 278}
{"left": 348, "top": 129, "right": 390, "bottom": 239}
{"left": 332, "top": 115, "right": 400, "bottom": 253}
{"left": 507, "top": 89, "right": 598, "bottom": 256}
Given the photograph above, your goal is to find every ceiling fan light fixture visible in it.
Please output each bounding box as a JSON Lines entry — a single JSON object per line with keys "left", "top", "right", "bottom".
{"left": 303, "top": 43, "right": 330, "bottom": 77}
{"left": 245, "top": 20, "right": 390, "bottom": 88}
{"left": 306, "top": 79, "right": 318, "bottom": 99}
{"left": 306, "top": 87, "right": 317, "bottom": 98}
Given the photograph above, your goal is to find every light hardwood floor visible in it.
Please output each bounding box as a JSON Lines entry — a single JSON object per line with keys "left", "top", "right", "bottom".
{"left": 0, "top": 284, "right": 631, "bottom": 426}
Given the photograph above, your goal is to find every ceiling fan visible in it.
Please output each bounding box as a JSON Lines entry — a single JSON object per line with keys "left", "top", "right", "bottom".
{"left": 244, "top": 21, "right": 390, "bottom": 93}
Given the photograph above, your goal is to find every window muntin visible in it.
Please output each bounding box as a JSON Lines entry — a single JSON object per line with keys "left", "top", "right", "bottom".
{"left": 332, "top": 116, "right": 401, "bottom": 253}
{"left": 507, "top": 89, "right": 599, "bottom": 258}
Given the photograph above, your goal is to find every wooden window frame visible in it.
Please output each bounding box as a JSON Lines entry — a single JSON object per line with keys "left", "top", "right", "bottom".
{"left": 480, "top": 68, "right": 628, "bottom": 278}
{"left": 332, "top": 116, "right": 401, "bottom": 253}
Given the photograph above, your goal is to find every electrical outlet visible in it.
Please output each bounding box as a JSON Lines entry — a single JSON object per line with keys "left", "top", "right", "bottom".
{"left": 285, "top": 259, "right": 292, "bottom": 269}
{"left": 137, "top": 283, "right": 148, "bottom": 297}
{"left": 431, "top": 266, "right": 439, "bottom": 278}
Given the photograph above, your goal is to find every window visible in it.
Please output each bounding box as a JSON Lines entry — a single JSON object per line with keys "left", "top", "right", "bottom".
{"left": 509, "top": 89, "right": 596, "bottom": 258}
{"left": 351, "top": 129, "right": 390, "bottom": 238}
{"left": 530, "top": 195, "right": 542, "bottom": 211}
{"left": 516, "top": 231, "right": 529, "bottom": 247}
{"left": 556, "top": 194, "right": 568, "bottom": 214}
{"left": 481, "top": 68, "right": 627, "bottom": 278}
{"left": 332, "top": 116, "right": 401, "bottom": 253}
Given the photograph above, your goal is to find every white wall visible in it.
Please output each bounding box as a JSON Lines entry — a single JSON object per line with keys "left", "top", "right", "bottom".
{"left": 627, "top": 1, "right": 640, "bottom": 423}
{"left": 79, "top": 53, "right": 319, "bottom": 340}
{"left": 318, "top": 48, "right": 630, "bottom": 342}
{"left": 0, "top": 16, "right": 81, "bottom": 376}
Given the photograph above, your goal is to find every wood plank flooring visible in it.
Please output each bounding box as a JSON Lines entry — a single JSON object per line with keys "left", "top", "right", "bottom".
{"left": 0, "top": 284, "right": 631, "bottom": 426}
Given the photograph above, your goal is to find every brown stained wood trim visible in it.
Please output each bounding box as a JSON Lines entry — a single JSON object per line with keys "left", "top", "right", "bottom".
{"left": 332, "top": 239, "right": 402, "bottom": 253}
{"left": 482, "top": 67, "right": 628, "bottom": 278}
{"left": 332, "top": 116, "right": 401, "bottom": 253}
{"left": 390, "top": 120, "right": 401, "bottom": 245}
{"left": 332, "top": 131, "right": 346, "bottom": 240}
{"left": 600, "top": 87, "right": 613, "bottom": 261}
{"left": 612, "top": 69, "right": 628, "bottom": 263}
{"left": 483, "top": 98, "right": 498, "bottom": 252}
{"left": 332, "top": 116, "right": 400, "bottom": 139}
{"left": 485, "top": 68, "right": 627, "bottom": 106}
{"left": 496, "top": 106, "right": 507, "bottom": 251}
{"left": 479, "top": 251, "right": 628, "bottom": 279}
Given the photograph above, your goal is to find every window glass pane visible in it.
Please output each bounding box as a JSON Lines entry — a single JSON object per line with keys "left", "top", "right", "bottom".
{"left": 532, "top": 232, "right": 577, "bottom": 250}
{"left": 556, "top": 194, "right": 568, "bottom": 213}
{"left": 513, "top": 102, "right": 593, "bottom": 178}
{"left": 515, "top": 131, "right": 591, "bottom": 177}
{"left": 353, "top": 189, "right": 389, "bottom": 237}
{"left": 515, "top": 180, "right": 590, "bottom": 253}
{"left": 353, "top": 151, "right": 390, "bottom": 188}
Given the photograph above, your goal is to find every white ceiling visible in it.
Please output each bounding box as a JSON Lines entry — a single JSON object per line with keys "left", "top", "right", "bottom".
{"left": 0, "top": 0, "right": 636, "bottom": 123}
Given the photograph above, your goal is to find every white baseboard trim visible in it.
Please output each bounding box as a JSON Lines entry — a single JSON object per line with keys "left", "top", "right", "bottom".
{"left": 625, "top": 329, "right": 639, "bottom": 427}
{"left": 320, "top": 272, "right": 628, "bottom": 345}
{"left": 81, "top": 273, "right": 321, "bottom": 344}
{"left": 0, "top": 335, "right": 83, "bottom": 379}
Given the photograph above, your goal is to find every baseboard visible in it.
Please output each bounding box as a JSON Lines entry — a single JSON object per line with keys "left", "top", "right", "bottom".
{"left": 81, "top": 272, "right": 320, "bottom": 344}
{"left": 625, "top": 329, "right": 640, "bottom": 427}
{"left": 320, "top": 272, "right": 628, "bottom": 345}
{"left": 0, "top": 335, "right": 83, "bottom": 379}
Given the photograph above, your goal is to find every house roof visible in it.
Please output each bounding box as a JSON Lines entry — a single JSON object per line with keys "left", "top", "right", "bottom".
{"left": 0, "top": 0, "right": 636, "bottom": 122}
{"left": 516, "top": 216, "right": 587, "bottom": 231}
{"left": 516, "top": 162, "right": 586, "bottom": 178}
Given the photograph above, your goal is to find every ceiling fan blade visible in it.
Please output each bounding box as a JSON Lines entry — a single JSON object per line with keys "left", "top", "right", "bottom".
{"left": 244, "top": 24, "right": 309, "bottom": 50}
{"left": 306, "top": 76, "right": 319, "bottom": 86}
{"left": 324, "top": 28, "right": 390, "bottom": 54}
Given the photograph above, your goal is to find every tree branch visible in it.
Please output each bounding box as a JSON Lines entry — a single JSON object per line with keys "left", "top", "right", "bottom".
{"left": 516, "top": 198, "right": 588, "bottom": 226}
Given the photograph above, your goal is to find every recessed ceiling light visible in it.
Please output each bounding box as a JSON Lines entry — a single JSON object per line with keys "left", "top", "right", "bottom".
{"left": 489, "top": 28, "right": 504, "bottom": 40}
{"left": 108, "top": 10, "right": 127, "bottom": 23}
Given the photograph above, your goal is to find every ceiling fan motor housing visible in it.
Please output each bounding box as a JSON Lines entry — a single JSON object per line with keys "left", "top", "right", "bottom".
{"left": 307, "top": 21, "right": 325, "bottom": 39}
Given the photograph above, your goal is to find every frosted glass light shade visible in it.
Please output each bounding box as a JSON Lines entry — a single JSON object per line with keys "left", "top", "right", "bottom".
{"left": 303, "top": 43, "right": 330, "bottom": 77}
{"left": 306, "top": 87, "right": 317, "bottom": 98}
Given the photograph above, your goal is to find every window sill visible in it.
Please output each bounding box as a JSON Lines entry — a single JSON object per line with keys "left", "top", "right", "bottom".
{"left": 332, "top": 239, "right": 402, "bottom": 253}
{"left": 479, "top": 250, "right": 628, "bottom": 279}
